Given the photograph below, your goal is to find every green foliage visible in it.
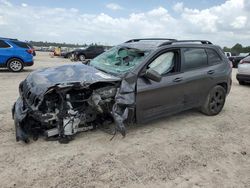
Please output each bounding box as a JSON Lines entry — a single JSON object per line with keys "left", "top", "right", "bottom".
{"left": 223, "top": 43, "right": 250, "bottom": 55}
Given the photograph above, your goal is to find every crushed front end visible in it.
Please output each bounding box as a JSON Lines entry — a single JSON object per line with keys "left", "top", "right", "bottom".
{"left": 12, "top": 64, "right": 122, "bottom": 143}
{"left": 12, "top": 45, "right": 144, "bottom": 144}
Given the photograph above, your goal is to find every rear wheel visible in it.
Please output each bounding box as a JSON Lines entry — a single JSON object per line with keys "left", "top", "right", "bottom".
{"left": 201, "top": 85, "right": 226, "bottom": 116}
{"left": 78, "top": 54, "right": 86, "bottom": 61}
{"left": 7, "top": 58, "right": 24, "bottom": 72}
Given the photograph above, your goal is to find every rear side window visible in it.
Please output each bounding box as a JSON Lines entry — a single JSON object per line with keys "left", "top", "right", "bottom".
{"left": 182, "top": 48, "right": 208, "bottom": 71}
{"left": 0, "top": 40, "right": 11, "bottom": 48}
{"left": 206, "top": 49, "right": 222, "bottom": 65}
{"left": 11, "top": 41, "right": 30, "bottom": 49}
{"left": 87, "top": 46, "right": 95, "bottom": 50}
{"left": 27, "top": 43, "right": 33, "bottom": 49}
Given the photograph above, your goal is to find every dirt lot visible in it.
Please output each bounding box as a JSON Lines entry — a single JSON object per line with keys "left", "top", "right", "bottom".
{"left": 0, "top": 52, "right": 249, "bottom": 188}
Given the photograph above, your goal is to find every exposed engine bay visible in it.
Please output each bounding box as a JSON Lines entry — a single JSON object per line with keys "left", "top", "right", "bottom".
{"left": 14, "top": 81, "right": 120, "bottom": 143}
{"left": 12, "top": 46, "right": 145, "bottom": 144}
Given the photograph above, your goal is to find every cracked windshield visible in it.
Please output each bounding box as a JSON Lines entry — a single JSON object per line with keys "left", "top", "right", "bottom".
{"left": 90, "top": 46, "right": 151, "bottom": 75}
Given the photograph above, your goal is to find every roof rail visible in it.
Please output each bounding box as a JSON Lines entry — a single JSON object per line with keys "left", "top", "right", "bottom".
{"left": 0, "top": 37, "right": 18, "bottom": 41}
{"left": 159, "top": 40, "right": 213, "bottom": 46}
{"left": 125, "top": 38, "right": 177, "bottom": 43}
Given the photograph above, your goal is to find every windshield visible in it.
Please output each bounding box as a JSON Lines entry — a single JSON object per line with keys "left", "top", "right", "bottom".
{"left": 90, "top": 46, "right": 151, "bottom": 75}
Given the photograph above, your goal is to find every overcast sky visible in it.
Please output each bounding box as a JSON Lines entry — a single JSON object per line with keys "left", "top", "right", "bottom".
{"left": 0, "top": 0, "right": 249, "bottom": 47}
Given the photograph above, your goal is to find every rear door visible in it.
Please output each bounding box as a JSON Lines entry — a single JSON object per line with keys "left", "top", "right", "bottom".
{"left": 206, "top": 48, "right": 231, "bottom": 89}
{"left": 136, "top": 49, "right": 186, "bottom": 123}
{"left": 0, "top": 40, "right": 12, "bottom": 65}
{"left": 180, "top": 48, "right": 213, "bottom": 108}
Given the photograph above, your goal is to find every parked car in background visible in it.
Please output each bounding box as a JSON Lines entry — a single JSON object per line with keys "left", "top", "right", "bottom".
{"left": 71, "top": 46, "right": 105, "bottom": 61}
{"left": 13, "top": 38, "right": 232, "bottom": 143}
{"left": 236, "top": 55, "right": 250, "bottom": 85}
{"left": 229, "top": 53, "right": 250, "bottom": 68}
{"left": 61, "top": 50, "right": 75, "bottom": 58}
{"left": 53, "top": 47, "right": 62, "bottom": 56}
{"left": 0, "top": 38, "right": 34, "bottom": 72}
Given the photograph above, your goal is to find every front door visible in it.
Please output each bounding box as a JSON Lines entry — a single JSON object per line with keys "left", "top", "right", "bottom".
{"left": 136, "top": 50, "right": 185, "bottom": 123}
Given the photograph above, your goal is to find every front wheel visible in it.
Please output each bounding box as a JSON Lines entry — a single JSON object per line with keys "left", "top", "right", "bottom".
{"left": 78, "top": 54, "right": 86, "bottom": 61}
{"left": 201, "top": 85, "right": 226, "bottom": 116}
{"left": 7, "top": 58, "right": 24, "bottom": 72}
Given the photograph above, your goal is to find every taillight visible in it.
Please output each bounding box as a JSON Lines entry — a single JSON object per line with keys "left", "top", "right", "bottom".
{"left": 26, "top": 49, "right": 33, "bottom": 54}
{"left": 239, "top": 60, "right": 249, "bottom": 64}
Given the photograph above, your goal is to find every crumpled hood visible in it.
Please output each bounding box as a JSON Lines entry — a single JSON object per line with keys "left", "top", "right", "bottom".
{"left": 22, "top": 63, "right": 121, "bottom": 98}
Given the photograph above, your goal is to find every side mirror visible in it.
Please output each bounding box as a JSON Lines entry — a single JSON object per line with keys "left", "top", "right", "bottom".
{"left": 144, "top": 69, "right": 162, "bottom": 82}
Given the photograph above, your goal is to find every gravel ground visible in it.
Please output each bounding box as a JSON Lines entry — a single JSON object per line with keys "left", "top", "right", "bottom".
{"left": 0, "top": 52, "right": 249, "bottom": 188}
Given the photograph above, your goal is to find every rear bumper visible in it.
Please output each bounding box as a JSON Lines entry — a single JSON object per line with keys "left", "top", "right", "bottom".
{"left": 24, "top": 61, "right": 34, "bottom": 66}
{"left": 236, "top": 74, "right": 250, "bottom": 82}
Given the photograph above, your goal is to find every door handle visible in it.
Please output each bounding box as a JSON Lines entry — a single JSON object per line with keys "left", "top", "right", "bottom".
{"left": 173, "top": 77, "right": 183, "bottom": 82}
{"left": 207, "top": 70, "right": 215, "bottom": 75}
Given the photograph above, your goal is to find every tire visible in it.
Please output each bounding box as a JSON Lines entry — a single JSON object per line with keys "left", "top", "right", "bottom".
{"left": 78, "top": 54, "right": 86, "bottom": 61}
{"left": 7, "top": 58, "right": 24, "bottom": 72}
{"left": 239, "top": 81, "right": 245, "bottom": 85}
{"left": 201, "top": 85, "right": 226, "bottom": 116}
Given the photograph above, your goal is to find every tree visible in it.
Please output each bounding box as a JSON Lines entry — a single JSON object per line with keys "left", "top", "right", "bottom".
{"left": 223, "top": 43, "right": 250, "bottom": 55}
{"left": 231, "top": 43, "right": 243, "bottom": 54}
{"left": 223, "top": 47, "right": 231, "bottom": 52}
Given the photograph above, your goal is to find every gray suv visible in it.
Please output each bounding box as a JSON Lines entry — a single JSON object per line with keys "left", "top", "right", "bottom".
{"left": 13, "top": 38, "right": 232, "bottom": 143}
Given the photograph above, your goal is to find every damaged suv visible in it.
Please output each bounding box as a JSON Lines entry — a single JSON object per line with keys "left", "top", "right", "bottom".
{"left": 13, "top": 39, "right": 232, "bottom": 143}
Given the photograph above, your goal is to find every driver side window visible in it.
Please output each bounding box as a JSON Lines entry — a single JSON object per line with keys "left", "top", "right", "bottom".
{"left": 148, "top": 52, "right": 175, "bottom": 75}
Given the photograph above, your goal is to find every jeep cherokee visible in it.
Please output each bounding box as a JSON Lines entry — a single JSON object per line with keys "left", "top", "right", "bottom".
{"left": 12, "top": 38, "right": 232, "bottom": 143}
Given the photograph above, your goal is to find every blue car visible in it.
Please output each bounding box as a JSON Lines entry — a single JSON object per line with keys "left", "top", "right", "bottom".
{"left": 0, "top": 38, "right": 34, "bottom": 72}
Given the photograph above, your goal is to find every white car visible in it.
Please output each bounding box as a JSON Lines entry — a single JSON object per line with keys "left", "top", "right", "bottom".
{"left": 224, "top": 51, "right": 232, "bottom": 57}
{"left": 237, "top": 56, "right": 250, "bottom": 85}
